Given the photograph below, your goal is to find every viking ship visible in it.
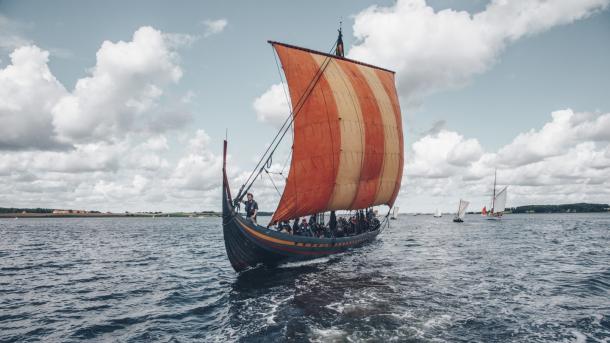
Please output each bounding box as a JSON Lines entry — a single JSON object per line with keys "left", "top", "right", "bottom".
{"left": 221, "top": 29, "right": 404, "bottom": 272}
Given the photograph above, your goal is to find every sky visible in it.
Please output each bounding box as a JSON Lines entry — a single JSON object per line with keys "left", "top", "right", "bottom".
{"left": 1, "top": 0, "right": 609, "bottom": 213}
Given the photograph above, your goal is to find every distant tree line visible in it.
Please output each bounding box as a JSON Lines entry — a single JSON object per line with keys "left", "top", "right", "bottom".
{"left": 0, "top": 207, "right": 54, "bottom": 213}
{"left": 509, "top": 203, "right": 609, "bottom": 213}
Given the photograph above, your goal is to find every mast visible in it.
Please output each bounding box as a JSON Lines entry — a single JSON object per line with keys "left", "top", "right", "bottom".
{"left": 491, "top": 169, "right": 496, "bottom": 213}
{"left": 335, "top": 21, "right": 344, "bottom": 57}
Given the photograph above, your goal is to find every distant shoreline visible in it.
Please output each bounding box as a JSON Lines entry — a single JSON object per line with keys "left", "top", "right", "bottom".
{"left": 2, "top": 212, "right": 609, "bottom": 219}
{"left": 0, "top": 213, "right": 221, "bottom": 218}
{"left": 1, "top": 203, "right": 607, "bottom": 218}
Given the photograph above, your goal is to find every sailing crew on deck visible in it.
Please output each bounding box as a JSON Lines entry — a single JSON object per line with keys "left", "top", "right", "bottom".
{"left": 329, "top": 211, "right": 337, "bottom": 236}
{"left": 299, "top": 218, "right": 310, "bottom": 236}
{"left": 280, "top": 220, "right": 292, "bottom": 234}
{"left": 293, "top": 217, "right": 300, "bottom": 235}
{"left": 243, "top": 193, "right": 258, "bottom": 224}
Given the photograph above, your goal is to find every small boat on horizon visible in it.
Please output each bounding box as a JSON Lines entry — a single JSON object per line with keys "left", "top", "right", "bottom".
{"left": 484, "top": 170, "right": 508, "bottom": 220}
{"left": 453, "top": 199, "right": 470, "bottom": 223}
{"left": 390, "top": 206, "right": 399, "bottom": 220}
{"left": 433, "top": 209, "right": 442, "bottom": 218}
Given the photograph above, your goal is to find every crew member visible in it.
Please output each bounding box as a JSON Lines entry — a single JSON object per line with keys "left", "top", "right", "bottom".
{"left": 243, "top": 193, "right": 258, "bottom": 224}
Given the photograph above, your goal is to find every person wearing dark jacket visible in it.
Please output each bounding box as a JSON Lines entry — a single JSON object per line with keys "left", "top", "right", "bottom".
{"left": 242, "top": 193, "right": 258, "bottom": 224}
{"left": 293, "top": 217, "right": 300, "bottom": 235}
{"left": 329, "top": 211, "right": 337, "bottom": 237}
{"left": 299, "top": 218, "right": 310, "bottom": 236}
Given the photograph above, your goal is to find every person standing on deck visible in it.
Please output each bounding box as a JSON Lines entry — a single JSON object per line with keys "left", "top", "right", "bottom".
{"left": 293, "top": 217, "right": 300, "bottom": 235}
{"left": 299, "top": 218, "right": 310, "bottom": 236}
{"left": 243, "top": 193, "right": 258, "bottom": 224}
{"left": 329, "top": 211, "right": 337, "bottom": 237}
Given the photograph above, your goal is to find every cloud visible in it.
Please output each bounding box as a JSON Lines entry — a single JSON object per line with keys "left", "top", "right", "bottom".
{"left": 252, "top": 0, "right": 608, "bottom": 128}
{"left": 0, "top": 129, "right": 227, "bottom": 212}
{"left": 0, "top": 25, "right": 226, "bottom": 212}
{"left": 399, "top": 109, "right": 610, "bottom": 212}
{"left": 168, "top": 130, "right": 223, "bottom": 191}
{"left": 497, "top": 109, "right": 610, "bottom": 167}
{"left": 0, "top": 45, "right": 69, "bottom": 150}
{"left": 163, "top": 33, "right": 199, "bottom": 48}
{"left": 52, "top": 26, "right": 184, "bottom": 143}
{"left": 408, "top": 129, "right": 484, "bottom": 178}
{"left": 348, "top": 0, "right": 609, "bottom": 104}
{"left": 0, "top": 26, "right": 191, "bottom": 151}
{"left": 202, "top": 19, "right": 228, "bottom": 37}
{"left": 253, "top": 83, "right": 291, "bottom": 128}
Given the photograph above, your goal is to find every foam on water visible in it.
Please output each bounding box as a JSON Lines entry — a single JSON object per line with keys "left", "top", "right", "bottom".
{"left": 277, "top": 256, "right": 332, "bottom": 269}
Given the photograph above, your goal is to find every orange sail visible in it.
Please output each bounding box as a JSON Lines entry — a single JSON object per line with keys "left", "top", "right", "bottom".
{"left": 270, "top": 42, "right": 404, "bottom": 223}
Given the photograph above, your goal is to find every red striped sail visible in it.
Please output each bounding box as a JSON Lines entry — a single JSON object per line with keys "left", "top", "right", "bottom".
{"left": 270, "top": 42, "right": 404, "bottom": 223}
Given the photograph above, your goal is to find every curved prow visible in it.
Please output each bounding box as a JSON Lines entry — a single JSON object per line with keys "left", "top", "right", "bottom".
{"left": 222, "top": 140, "right": 233, "bottom": 220}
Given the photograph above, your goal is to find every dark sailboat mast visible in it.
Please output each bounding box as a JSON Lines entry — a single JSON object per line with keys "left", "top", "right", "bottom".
{"left": 491, "top": 169, "right": 497, "bottom": 213}
{"left": 335, "top": 22, "right": 344, "bottom": 57}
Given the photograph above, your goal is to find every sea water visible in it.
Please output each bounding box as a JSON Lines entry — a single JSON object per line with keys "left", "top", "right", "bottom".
{"left": 1, "top": 214, "right": 609, "bottom": 342}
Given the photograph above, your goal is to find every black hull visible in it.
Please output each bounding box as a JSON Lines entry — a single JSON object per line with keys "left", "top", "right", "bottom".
{"left": 221, "top": 141, "right": 380, "bottom": 272}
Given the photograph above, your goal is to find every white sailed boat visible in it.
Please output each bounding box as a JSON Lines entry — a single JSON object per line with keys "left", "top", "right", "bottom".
{"left": 486, "top": 170, "right": 508, "bottom": 220}
{"left": 433, "top": 209, "right": 442, "bottom": 218}
{"left": 390, "top": 206, "right": 399, "bottom": 220}
{"left": 453, "top": 199, "right": 470, "bottom": 223}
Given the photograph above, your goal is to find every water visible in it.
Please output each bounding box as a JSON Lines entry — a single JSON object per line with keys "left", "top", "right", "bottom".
{"left": 1, "top": 214, "right": 609, "bottom": 342}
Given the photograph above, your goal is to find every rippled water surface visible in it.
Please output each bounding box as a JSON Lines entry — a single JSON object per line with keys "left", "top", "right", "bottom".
{"left": 1, "top": 214, "right": 609, "bottom": 342}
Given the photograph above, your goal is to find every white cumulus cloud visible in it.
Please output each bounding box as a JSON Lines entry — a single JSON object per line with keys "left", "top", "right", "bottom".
{"left": 253, "top": 83, "right": 291, "bottom": 128}
{"left": 348, "top": 0, "right": 609, "bottom": 104}
{"left": 399, "top": 109, "right": 610, "bottom": 212}
{"left": 0, "top": 26, "right": 190, "bottom": 151}
{"left": 52, "top": 26, "right": 184, "bottom": 143}
{"left": 202, "top": 19, "right": 228, "bottom": 37}
{"left": 0, "top": 46, "right": 68, "bottom": 150}
{"left": 497, "top": 109, "right": 610, "bottom": 167}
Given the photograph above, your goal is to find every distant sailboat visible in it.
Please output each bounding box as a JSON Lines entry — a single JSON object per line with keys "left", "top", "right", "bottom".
{"left": 453, "top": 199, "right": 470, "bottom": 223}
{"left": 390, "top": 206, "right": 399, "bottom": 220}
{"left": 433, "top": 209, "right": 442, "bottom": 218}
{"left": 486, "top": 170, "right": 508, "bottom": 220}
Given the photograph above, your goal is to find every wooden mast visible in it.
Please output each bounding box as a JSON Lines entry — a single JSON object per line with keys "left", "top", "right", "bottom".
{"left": 491, "top": 169, "right": 497, "bottom": 214}
{"left": 335, "top": 22, "right": 344, "bottom": 57}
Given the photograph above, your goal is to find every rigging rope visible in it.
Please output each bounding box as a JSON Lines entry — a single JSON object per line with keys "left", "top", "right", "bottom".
{"left": 235, "top": 40, "right": 339, "bottom": 204}
{"left": 279, "top": 148, "right": 291, "bottom": 176}
{"left": 264, "top": 169, "right": 283, "bottom": 197}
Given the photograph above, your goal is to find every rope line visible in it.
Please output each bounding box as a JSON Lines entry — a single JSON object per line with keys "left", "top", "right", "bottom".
{"left": 264, "top": 169, "right": 283, "bottom": 197}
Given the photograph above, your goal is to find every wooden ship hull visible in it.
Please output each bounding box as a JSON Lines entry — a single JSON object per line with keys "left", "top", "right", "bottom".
{"left": 222, "top": 142, "right": 380, "bottom": 272}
